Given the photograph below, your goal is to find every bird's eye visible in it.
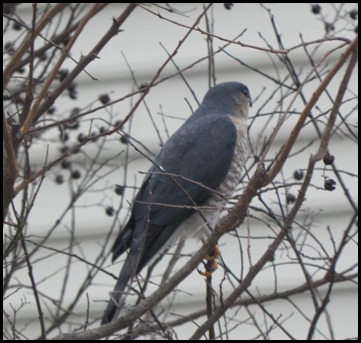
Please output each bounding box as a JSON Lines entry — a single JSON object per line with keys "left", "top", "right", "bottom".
{"left": 242, "top": 88, "right": 252, "bottom": 107}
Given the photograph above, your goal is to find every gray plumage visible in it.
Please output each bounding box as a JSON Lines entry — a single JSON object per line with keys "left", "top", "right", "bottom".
{"left": 101, "top": 82, "right": 251, "bottom": 325}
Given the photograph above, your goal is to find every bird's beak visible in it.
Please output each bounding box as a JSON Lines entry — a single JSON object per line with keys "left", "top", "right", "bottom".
{"left": 248, "top": 96, "right": 253, "bottom": 108}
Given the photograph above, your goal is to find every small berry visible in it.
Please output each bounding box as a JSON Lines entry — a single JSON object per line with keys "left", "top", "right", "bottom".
{"left": 323, "top": 152, "right": 335, "bottom": 165}
{"left": 115, "top": 185, "right": 125, "bottom": 196}
{"left": 105, "top": 206, "right": 114, "bottom": 216}
{"left": 58, "top": 69, "right": 69, "bottom": 81}
{"left": 71, "top": 170, "right": 81, "bottom": 180}
{"left": 286, "top": 193, "right": 296, "bottom": 204}
{"left": 311, "top": 4, "right": 321, "bottom": 15}
{"left": 99, "top": 94, "right": 110, "bottom": 104}
{"left": 61, "top": 160, "right": 71, "bottom": 169}
{"left": 349, "top": 9, "right": 358, "bottom": 20}
{"left": 224, "top": 3, "right": 234, "bottom": 10}
{"left": 293, "top": 169, "right": 304, "bottom": 181}
{"left": 55, "top": 174, "right": 64, "bottom": 184}
{"left": 78, "top": 133, "right": 86, "bottom": 143}
{"left": 47, "top": 106, "right": 56, "bottom": 115}
{"left": 324, "top": 178, "right": 336, "bottom": 191}
{"left": 120, "top": 134, "right": 129, "bottom": 144}
{"left": 13, "top": 22, "right": 22, "bottom": 31}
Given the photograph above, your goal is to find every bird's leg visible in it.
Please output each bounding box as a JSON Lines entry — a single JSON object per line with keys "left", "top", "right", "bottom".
{"left": 198, "top": 241, "right": 220, "bottom": 278}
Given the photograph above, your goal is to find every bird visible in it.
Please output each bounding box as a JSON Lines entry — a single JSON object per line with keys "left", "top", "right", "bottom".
{"left": 101, "top": 81, "right": 251, "bottom": 325}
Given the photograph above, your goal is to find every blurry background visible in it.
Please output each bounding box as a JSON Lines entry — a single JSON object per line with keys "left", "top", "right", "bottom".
{"left": 3, "top": 3, "right": 358, "bottom": 340}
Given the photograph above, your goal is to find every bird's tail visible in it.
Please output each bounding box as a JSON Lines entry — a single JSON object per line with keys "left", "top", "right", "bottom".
{"left": 101, "top": 221, "right": 146, "bottom": 325}
{"left": 101, "top": 258, "right": 133, "bottom": 325}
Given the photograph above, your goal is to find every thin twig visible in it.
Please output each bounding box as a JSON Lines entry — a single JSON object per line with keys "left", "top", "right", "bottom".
{"left": 20, "top": 4, "right": 104, "bottom": 134}
{"left": 3, "top": 3, "right": 70, "bottom": 87}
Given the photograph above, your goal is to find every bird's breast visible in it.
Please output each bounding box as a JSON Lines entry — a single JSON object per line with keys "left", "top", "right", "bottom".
{"left": 175, "top": 116, "right": 248, "bottom": 241}
{"left": 215, "top": 116, "right": 248, "bottom": 198}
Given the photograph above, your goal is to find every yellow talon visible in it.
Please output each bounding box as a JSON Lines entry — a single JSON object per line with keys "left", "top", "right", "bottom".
{"left": 197, "top": 269, "right": 213, "bottom": 278}
{"left": 205, "top": 245, "right": 220, "bottom": 261}
{"left": 198, "top": 245, "right": 220, "bottom": 277}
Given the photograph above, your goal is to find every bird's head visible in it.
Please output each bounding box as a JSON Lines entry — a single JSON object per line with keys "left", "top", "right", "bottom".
{"left": 200, "top": 82, "right": 252, "bottom": 120}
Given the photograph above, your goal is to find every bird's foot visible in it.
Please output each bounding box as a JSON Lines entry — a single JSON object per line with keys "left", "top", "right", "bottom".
{"left": 198, "top": 245, "right": 220, "bottom": 278}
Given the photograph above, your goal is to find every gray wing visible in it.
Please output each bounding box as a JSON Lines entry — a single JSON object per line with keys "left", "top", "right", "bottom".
{"left": 112, "top": 113, "right": 238, "bottom": 268}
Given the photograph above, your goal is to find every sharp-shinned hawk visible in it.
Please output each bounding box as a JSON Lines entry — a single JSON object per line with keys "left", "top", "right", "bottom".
{"left": 101, "top": 81, "right": 251, "bottom": 324}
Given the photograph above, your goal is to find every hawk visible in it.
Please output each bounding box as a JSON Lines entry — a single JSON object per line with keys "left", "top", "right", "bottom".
{"left": 101, "top": 82, "right": 251, "bottom": 324}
